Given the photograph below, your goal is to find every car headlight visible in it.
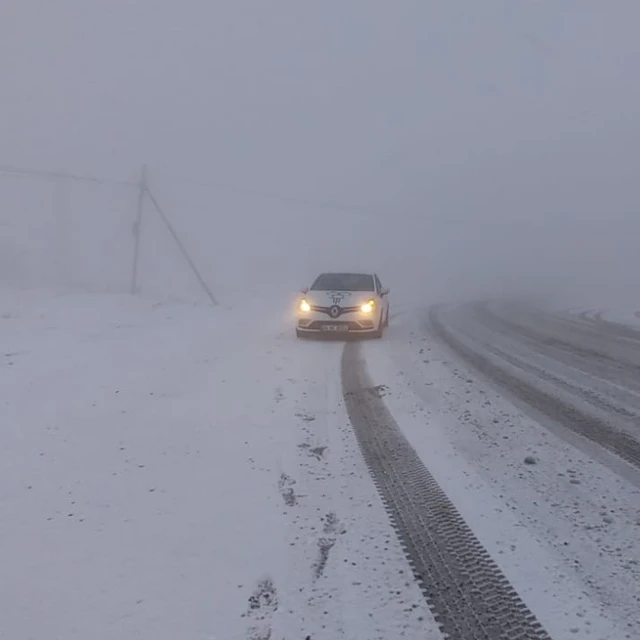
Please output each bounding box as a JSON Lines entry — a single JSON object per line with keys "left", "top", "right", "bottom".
{"left": 360, "top": 299, "right": 375, "bottom": 313}
{"left": 299, "top": 298, "right": 311, "bottom": 313}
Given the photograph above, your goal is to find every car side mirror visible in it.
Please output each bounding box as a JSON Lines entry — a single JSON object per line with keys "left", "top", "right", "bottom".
{"left": 301, "top": 287, "right": 308, "bottom": 294}
{"left": 380, "top": 287, "right": 389, "bottom": 296}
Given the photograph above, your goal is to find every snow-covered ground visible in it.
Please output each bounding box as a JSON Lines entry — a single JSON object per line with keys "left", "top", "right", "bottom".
{"left": 0, "top": 288, "right": 436, "bottom": 640}
{"left": 4, "top": 287, "right": 640, "bottom": 640}
{"left": 582, "top": 307, "right": 640, "bottom": 328}
{"left": 555, "top": 301, "right": 640, "bottom": 329}
{"left": 363, "top": 309, "right": 640, "bottom": 639}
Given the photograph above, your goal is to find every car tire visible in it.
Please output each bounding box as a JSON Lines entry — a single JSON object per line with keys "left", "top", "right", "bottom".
{"left": 371, "top": 313, "right": 384, "bottom": 339}
{"left": 384, "top": 307, "right": 390, "bottom": 327}
{"left": 296, "top": 329, "right": 306, "bottom": 339}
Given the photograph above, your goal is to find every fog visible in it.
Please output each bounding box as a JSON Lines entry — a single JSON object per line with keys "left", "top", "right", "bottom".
{"left": 2, "top": 1, "right": 640, "bottom": 306}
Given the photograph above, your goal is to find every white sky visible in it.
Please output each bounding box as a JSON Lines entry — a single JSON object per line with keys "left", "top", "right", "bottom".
{"left": 2, "top": 1, "right": 640, "bottom": 299}
{"left": 2, "top": 2, "right": 638, "bottom": 204}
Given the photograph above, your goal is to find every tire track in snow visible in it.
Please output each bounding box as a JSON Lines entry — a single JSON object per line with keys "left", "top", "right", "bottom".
{"left": 341, "top": 341, "right": 552, "bottom": 640}
{"left": 429, "top": 304, "right": 640, "bottom": 472}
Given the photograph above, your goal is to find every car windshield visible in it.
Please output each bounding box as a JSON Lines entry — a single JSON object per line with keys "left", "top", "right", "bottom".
{"left": 310, "top": 273, "right": 375, "bottom": 292}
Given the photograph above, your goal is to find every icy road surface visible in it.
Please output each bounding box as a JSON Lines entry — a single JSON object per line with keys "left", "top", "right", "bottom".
{"left": 2, "top": 290, "right": 640, "bottom": 639}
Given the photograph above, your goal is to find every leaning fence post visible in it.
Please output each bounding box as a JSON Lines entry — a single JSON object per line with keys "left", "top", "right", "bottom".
{"left": 145, "top": 185, "right": 218, "bottom": 306}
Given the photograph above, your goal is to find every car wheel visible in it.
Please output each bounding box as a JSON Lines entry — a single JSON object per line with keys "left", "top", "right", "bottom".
{"left": 371, "top": 313, "right": 384, "bottom": 339}
{"left": 384, "top": 307, "right": 390, "bottom": 327}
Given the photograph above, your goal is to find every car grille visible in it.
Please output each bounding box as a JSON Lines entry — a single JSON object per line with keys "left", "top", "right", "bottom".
{"left": 311, "top": 305, "right": 362, "bottom": 317}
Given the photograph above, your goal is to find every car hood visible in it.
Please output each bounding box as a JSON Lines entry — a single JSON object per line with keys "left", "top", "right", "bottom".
{"left": 305, "top": 290, "right": 375, "bottom": 307}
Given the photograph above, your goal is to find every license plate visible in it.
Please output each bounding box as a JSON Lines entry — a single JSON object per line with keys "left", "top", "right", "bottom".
{"left": 322, "top": 324, "right": 348, "bottom": 332}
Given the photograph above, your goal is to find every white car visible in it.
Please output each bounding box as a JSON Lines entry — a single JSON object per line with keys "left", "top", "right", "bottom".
{"left": 296, "top": 272, "right": 390, "bottom": 338}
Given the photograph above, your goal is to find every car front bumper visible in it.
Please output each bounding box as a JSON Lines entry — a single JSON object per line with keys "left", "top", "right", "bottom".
{"left": 297, "top": 312, "right": 377, "bottom": 334}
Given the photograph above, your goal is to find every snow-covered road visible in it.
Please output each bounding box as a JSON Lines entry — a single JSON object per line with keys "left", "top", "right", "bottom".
{"left": 373, "top": 302, "right": 640, "bottom": 639}
{"left": 2, "top": 290, "right": 640, "bottom": 639}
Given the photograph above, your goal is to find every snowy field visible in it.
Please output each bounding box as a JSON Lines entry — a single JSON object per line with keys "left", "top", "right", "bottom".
{"left": 572, "top": 307, "right": 640, "bottom": 329}
{"left": 0, "top": 288, "right": 436, "bottom": 640}
{"left": 3, "top": 287, "right": 640, "bottom": 640}
{"left": 4, "top": 0, "right": 640, "bottom": 637}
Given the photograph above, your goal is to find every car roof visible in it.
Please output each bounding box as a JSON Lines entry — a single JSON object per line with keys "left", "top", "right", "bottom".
{"left": 316, "top": 271, "right": 375, "bottom": 277}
